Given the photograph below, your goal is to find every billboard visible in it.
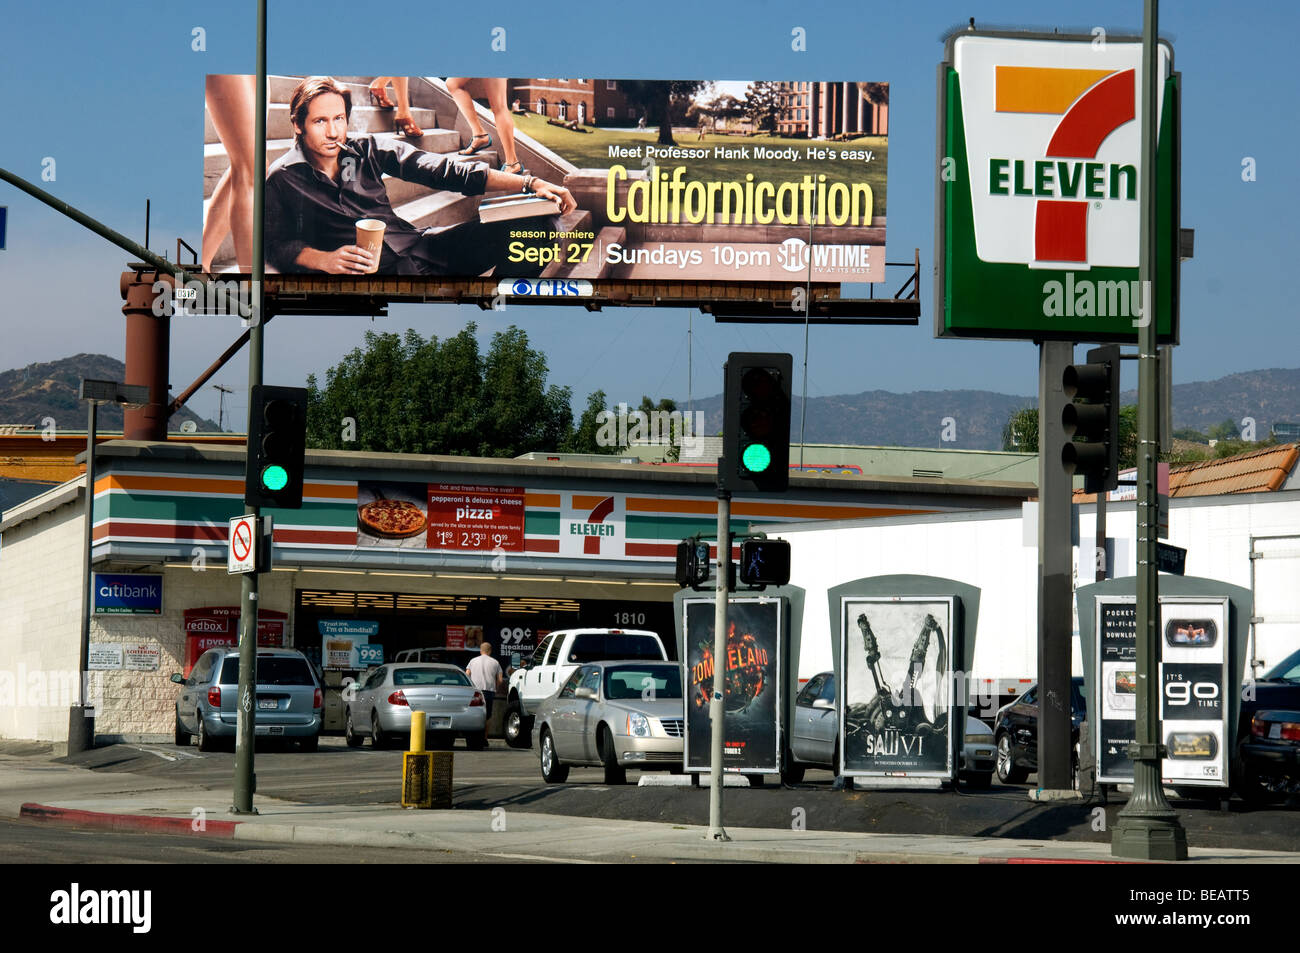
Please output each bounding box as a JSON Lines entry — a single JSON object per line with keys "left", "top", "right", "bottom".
{"left": 356, "top": 480, "right": 525, "bottom": 552}
{"left": 1093, "top": 595, "right": 1231, "bottom": 787}
{"left": 840, "top": 597, "right": 955, "bottom": 778}
{"left": 936, "top": 33, "right": 1179, "bottom": 342}
{"left": 203, "top": 75, "right": 888, "bottom": 283}
{"left": 683, "top": 597, "right": 781, "bottom": 774}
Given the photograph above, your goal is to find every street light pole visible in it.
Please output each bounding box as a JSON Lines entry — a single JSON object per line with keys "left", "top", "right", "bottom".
{"left": 707, "top": 483, "right": 731, "bottom": 841}
{"left": 233, "top": 0, "right": 268, "bottom": 815}
{"left": 1111, "top": 0, "right": 1187, "bottom": 861}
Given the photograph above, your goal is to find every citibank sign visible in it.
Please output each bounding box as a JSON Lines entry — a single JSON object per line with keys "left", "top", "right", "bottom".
{"left": 94, "top": 574, "right": 163, "bottom": 615}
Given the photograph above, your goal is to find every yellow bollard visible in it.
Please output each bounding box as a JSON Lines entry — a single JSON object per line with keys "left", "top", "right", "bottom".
{"left": 409, "top": 710, "right": 426, "bottom": 752}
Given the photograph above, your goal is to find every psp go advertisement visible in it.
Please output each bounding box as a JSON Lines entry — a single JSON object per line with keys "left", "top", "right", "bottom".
{"left": 683, "top": 598, "right": 781, "bottom": 774}
{"left": 1094, "top": 596, "right": 1231, "bottom": 787}
{"left": 1096, "top": 597, "right": 1139, "bottom": 785}
{"left": 840, "top": 597, "right": 954, "bottom": 778}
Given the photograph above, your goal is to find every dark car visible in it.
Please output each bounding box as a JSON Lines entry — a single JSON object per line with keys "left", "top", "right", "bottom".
{"left": 1235, "top": 648, "right": 1300, "bottom": 805}
{"left": 993, "top": 677, "right": 1086, "bottom": 784}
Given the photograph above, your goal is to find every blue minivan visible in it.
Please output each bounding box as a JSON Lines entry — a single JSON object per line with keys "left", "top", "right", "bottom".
{"left": 172, "top": 647, "right": 323, "bottom": 751}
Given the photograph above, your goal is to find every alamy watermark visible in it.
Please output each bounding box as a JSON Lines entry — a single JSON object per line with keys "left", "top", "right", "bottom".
{"left": 595, "top": 403, "right": 705, "bottom": 448}
{"left": 0, "top": 665, "right": 103, "bottom": 710}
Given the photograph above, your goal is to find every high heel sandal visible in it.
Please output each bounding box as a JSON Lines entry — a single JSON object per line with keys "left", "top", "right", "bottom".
{"left": 394, "top": 116, "right": 424, "bottom": 139}
{"left": 458, "top": 132, "right": 492, "bottom": 156}
{"left": 368, "top": 86, "right": 396, "bottom": 108}
{"left": 500, "top": 160, "right": 525, "bottom": 175}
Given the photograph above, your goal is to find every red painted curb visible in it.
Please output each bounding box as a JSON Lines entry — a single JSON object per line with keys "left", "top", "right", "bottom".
{"left": 20, "top": 802, "right": 239, "bottom": 837}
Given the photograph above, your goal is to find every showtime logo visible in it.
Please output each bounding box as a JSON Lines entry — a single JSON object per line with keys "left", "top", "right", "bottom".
{"left": 953, "top": 36, "right": 1171, "bottom": 271}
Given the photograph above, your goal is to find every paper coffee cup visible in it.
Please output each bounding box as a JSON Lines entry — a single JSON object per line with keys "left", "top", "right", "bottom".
{"left": 355, "top": 219, "right": 385, "bottom": 274}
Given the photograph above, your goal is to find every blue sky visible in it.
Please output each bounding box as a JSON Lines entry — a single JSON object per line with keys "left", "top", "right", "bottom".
{"left": 0, "top": 0, "right": 1295, "bottom": 431}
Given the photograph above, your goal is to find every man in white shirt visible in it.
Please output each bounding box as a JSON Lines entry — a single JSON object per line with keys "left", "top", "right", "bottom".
{"left": 466, "top": 642, "right": 505, "bottom": 728}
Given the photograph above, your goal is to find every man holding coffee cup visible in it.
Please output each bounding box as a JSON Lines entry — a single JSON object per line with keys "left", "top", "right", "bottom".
{"left": 265, "top": 76, "right": 576, "bottom": 275}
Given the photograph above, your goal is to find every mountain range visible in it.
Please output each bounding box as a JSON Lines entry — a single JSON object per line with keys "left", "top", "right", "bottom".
{"left": 3, "top": 355, "right": 1297, "bottom": 451}
{"left": 0, "top": 355, "right": 219, "bottom": 432}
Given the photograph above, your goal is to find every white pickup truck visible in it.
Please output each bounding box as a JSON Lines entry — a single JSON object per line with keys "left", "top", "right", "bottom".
{"left": 503, "top": 628, "right": 669, "bottom": 748}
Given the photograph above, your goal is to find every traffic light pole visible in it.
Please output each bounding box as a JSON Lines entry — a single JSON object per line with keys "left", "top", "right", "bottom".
{"left": 233, "top": 0, "right": 267, "bottom": 816}
{"left": 706, "top": 483, "right": 731, "bottom": 841}
{"left": 1112, "top": 0, "right": 1187, "bottom": 860}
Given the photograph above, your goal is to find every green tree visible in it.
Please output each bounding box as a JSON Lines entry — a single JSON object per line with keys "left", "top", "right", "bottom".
{"left": 619, "top": 80, "right": 707, "bottom": 145}
{"left": 561, "top": 389, "right": 619, "bottom": 455}
{"left": 1001, "top": 406, "right": 1039, "bottom": 453}
{"left": 745, "top": 81, "right": 781, "bottom": 133}
{"left": 306, "top": 323, "right": 574, "bottom": 458}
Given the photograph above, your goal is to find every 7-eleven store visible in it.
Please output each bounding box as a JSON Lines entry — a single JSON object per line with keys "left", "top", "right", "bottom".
{"left": 0, "top": 440, "right": 1031, "bottom": 746}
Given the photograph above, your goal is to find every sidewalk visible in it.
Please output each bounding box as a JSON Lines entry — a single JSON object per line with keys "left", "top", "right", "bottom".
{"left": 1, "top": 749, "right": 1296, "bottom": 864}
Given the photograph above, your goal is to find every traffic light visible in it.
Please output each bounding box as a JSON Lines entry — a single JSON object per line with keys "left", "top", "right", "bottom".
{"left": 245, "top": 385, "right": 308, "bottom": 508}
{"left": 738, "top": 538, "right": 791, "bottom": 588}
{"left": 723, "top": 352, "right": 792, "bottom": 493}
{"left": 675, "top": 539, "right": 712, "bottom": 589}
{"left": 1061, "top": 345, "right": 1120, "bottom": 495}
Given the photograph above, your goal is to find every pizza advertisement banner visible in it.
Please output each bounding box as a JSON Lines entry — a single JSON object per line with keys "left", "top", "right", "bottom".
{"left": 427, "top": 484, "right": 525, "bottom": 552}
{"left": 357, "top": 481, "right": 430, "bottom": 548}
{"left": 936, "top": 33, "right": 1179, "bottom": 342}
{"left": 683, "top": 597, "right": 781, "bottom": 774}
{"left": 202, "top": 75, "right": 887, "bottom": 283}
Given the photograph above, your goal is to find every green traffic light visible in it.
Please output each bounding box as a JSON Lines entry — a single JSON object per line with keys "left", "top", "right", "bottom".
{"left": 261, "top": 465, "right": 289, "bottom": 492}
{"left": 742, "top": 443, "right": 772, "bottom": 473}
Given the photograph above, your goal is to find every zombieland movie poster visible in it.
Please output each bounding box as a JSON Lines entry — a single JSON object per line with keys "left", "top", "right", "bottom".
{"left": 684, "top": 598, "right": 781, "bottom": 773}
{"left": 840, "top": 597, "right": 954, "bottom": 778}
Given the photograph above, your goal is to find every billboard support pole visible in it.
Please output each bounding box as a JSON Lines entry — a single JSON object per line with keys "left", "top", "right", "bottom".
{"left": 1112, "top": 0, "right": 1187, "bottom": 860}
{"left": 1036, "top": 340, "right": 1075, "bottom": 795}
{"left": 706, "top": 480, "right": 731, "bottom": 841}
{"left": 233, "top": 0, "right": 268, "bottom": 817}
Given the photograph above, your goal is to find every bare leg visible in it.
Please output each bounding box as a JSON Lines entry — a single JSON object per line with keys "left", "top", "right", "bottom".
{"left": 202, "top": 167, "right": 231, "bottom": 272}
{"left": 482, "top": 78, "right": 519, "bottom": 170}
{"left": 205, "top": 74, "right": 256, "bottom": 270}
{"left": 446, "top": 77, "right": 491, "bottom": 154}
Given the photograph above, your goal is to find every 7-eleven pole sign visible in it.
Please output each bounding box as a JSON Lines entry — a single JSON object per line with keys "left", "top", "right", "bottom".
{"left": 936, "top": 32, "right": 1179, "bottom": 342}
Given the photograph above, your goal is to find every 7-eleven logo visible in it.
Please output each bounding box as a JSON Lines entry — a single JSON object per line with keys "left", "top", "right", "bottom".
{"left": 565, "top": 494, "right": 623, "bottom": 557}
{"left": 992, "top": 66, "right": 1136, "bottom": 263}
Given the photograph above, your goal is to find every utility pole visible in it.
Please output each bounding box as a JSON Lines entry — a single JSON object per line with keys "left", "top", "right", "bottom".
{"left": 1111, "top": 0, "right": 1187, "bottom": 860}
{"left": 213, "top": 384, "right": 233, "bottom": 432}
{"left": 232, "top": 0, "right": 268, "bottom": 816}
{"left": 707, "top": 482, "right": 731, "bottom": 841}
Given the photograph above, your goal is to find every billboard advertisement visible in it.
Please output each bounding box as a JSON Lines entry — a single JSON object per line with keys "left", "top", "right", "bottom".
{"left": 1093, "top": 595, "right": 1231, "bottom": 787}
{"left": 840, "top": 597, "right": 954, "bottom": 778}
{"left": 203, "top": 75, "right": 887, "bottom": 283}
{"left": 357, "top": 480, "right": 524, "bottom": 552}
{"left": 1159, "top": 599, "right": 1230, "bottom": 787}
{"left": 1096, "top": 596, "right": 1139, "bottom": 784}
{"left": 936, "top": 33, "right": 1179, "bottom": 342}
{"left": 683, "top": 597, "right": 781, "bottom": 774}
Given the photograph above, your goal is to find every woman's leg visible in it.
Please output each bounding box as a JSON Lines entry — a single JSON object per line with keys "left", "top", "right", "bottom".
{"left": 483, "top": 78, "right": 519, "bottom": 170}
{"left": 202, "top": 168, "right": 231, "bottom": 273}
{"left": 446, "top": 77, "right": 491, "bottom": 153}
{"left": 204, "top": 74, "right": 256, "bottom": 270}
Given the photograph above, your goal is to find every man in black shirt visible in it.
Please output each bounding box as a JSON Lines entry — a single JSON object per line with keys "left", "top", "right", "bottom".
{"left": 265, "top": 76, "right": 576, "bottom": 275}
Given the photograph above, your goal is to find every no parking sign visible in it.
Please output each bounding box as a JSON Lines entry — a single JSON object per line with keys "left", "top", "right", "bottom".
{"left": 228, "top": 515, "right": 257, "bottom": 574}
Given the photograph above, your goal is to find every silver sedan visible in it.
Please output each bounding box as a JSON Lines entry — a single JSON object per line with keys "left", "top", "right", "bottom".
{"left": 535, "top": 661, "right": 685, "bottom": 784}
{"left": 344, "top": 663, "right": 487, "bottom": 750}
